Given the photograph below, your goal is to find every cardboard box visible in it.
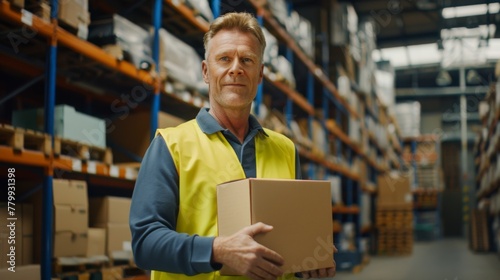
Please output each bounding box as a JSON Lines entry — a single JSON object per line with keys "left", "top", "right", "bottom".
{"left": 109, "top": 111, "right": 185, "bottom": 162}
{"left": 87, "top": 228, "right": 106, "bottom": 257}
{"left": 89, "top": 196, "right": 131, "bottom": 225}
{"left": 58, "top": 0, "right": 90, "bottom": 29}
{"left": 0, "top": 203, "right": 33, "bottom": 268}
{"left": 12, "top": 105, "right": 106, "bottom": 148}
{"left": 9, "top": 0, "right": 24, "bottom": 8}
{"left": 217, "top": 178, "right": 334, "bottom": 275}
{"left": 54, "top": 232, "right": 88, "bottom": 258}
{"left": 53, "top": 179, "right": 89, "bottom": 257}
{"left": 377, "top": 172, "right": 413, "bottom": 208}
{"left": 0, "top": 264, "right": 40, "bottom": 280}
{"left": 94, "top": 223, "right": 131, "bottom": 256}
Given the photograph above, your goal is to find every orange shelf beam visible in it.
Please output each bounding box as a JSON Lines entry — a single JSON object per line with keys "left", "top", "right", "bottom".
{"left": 53, "top": 156, "right": 137, "bottom": 181}
{"left": 0, "top": 146, "right": 50, "bottom": 167}
{"left": 297, "top": 147, "right": 359, "bottom": 181}
{"left": 332, "top": 222, "right": 342, "bottom": 233}
{"left": 265, "top": 77, "right": 315, "bottom": 116}
{"left": 0, "top": 1, "right": 155, "bottom": 87}
{"left": 164, "top": 0, "right": 210, "bottom": 32}
{"left": 324, "top": 120, "right": 361, "bottom": 155}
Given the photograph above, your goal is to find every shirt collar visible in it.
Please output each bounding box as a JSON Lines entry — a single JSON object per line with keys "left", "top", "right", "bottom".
{"left": 196, "top": 108, "right": 268, "bottom": 137}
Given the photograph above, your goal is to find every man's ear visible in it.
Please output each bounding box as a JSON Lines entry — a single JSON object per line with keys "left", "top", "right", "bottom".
{"left": 202, "top": 60, "right": 209, "bottom": 84}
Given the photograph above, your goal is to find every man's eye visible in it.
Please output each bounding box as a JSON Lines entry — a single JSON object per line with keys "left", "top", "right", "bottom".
{"left": 220, "top": 57, "right": 230, "bottom": 61}
{"left": 242, "top": 58, "right": 253, "bottom": 63}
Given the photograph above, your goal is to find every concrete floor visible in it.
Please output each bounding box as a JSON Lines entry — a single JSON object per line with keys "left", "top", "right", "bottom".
{"left": 332, "top": 238, "right": 500, "bottom": 280}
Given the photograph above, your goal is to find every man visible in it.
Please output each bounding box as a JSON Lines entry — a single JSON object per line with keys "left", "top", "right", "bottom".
{"left": 130, "top": 12, "right": 336, "bottom": 280}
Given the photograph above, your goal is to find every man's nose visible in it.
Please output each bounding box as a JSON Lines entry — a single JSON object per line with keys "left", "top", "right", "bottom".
{"left": 229, "top": 60, "right": 243, "bottom": 75}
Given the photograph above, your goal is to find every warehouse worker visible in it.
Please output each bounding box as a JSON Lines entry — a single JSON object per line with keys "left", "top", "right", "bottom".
{"left": 130, "top": 12, "right": 336, "bottom": 280}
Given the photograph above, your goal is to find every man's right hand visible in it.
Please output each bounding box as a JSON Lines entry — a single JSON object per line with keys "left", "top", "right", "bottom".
{"left": 212, "top": 222, "right": 284, "bottom": 280}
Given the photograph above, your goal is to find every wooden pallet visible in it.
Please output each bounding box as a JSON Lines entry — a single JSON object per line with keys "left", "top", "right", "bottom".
{"left": 53, "top": 256, "right": 109, "bottom": 274}
{"left": 376, "top": 209, "right": 413, "bottom": 229}
{"left": 53, "top": 256, "right": 145, "bottom": 279}
{"left": 470, "top": 209, "right": 490, "bottom": 252}
{"left": 54, "top": 137, "right": 112, "bottom": 165}
{"left": 376, "top": 204, "right": 413, "bottom": 211}
{"left": 0, "top": 124, "right": 51, "bottom": 155}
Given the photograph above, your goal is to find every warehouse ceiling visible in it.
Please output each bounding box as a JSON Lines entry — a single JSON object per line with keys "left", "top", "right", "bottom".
{"left": 347, "top": 0, "right": 498, "bottom": 49}
{"left": 292, "top": 0, "right": 499, "bottom": 94}
{"left": 291, "top": 0, "right": 499, "bottom": 49}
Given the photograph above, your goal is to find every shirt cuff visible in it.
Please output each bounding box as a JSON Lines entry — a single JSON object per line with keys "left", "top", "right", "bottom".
{"left": 191, "top": 236, "right": 221, "bottom": 273}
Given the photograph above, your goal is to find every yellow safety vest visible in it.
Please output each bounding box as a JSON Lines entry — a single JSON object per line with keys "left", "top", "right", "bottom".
{"left": 154, "top": 120, "right": 297, "bottom": 280}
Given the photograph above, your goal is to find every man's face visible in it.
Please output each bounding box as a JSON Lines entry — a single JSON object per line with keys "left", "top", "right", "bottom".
{"left": 202, "top": 29, "right": 264, "bottom": 111}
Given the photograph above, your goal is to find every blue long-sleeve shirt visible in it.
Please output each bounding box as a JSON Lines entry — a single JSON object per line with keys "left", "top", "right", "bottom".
{"left": 130, "top": 108, "right": 301, "bottom": 274}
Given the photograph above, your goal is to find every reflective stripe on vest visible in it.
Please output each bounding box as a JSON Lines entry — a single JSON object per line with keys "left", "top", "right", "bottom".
{"left": 153, "top": 120, "right": 297, "bottom": 280}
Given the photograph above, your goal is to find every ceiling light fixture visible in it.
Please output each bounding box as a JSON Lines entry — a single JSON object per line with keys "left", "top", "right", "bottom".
{"left": 436, "top": 70, "right": 452, "bottom": 86}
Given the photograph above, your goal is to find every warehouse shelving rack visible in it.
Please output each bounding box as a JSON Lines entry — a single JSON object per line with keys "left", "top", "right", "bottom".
{"left": 474, "top": 80, "right": 499, "bottom": 253}
{"left": 402, "top": 135, "right": 442, "bottom": 241}
{"left": 0, "top": 0, "right": 402, "bottom": 277}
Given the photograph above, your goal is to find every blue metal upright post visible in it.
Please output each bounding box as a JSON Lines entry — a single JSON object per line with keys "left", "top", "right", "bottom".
{"left": 211, "top": 0, "right": 221, "bottom": 18}
{"left": 284, "top": 1, "right": 293, "bottom": 126}
{"left": 411, "top": 140, "right": 418, "bottom": 187}
{"left": 41, "top": 2, "right": 58, "bottom": 279}
{"left": 150, "top": 0, "right": 162, "bottom": 141}
{"left": 254, "top": 15, "right": 264, "bottom": 117}
{"left": 306, "top": 72, "right": 315, "bottom": 178}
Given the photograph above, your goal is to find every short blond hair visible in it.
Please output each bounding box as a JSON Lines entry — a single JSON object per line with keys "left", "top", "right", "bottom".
{"left": 203, "top": 12, "right": 266, "bottom": 60}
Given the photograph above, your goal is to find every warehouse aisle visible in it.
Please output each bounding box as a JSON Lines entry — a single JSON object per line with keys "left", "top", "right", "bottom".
{"left": 334, "top": 238, "right": 500, "bottom": 280}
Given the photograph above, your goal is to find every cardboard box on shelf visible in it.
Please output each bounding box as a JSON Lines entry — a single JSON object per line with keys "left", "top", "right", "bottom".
{"left": 377, "top": 172, "right": 413, "bottom": 208}
{"left": 0, "top": 265, "right": 40, "bottom": 280}
{"left": 52, "top": 179, "right": 89, "bottom": 257}
{"left": 109, "top": 111, "right": 185, "bottom": 162}
{"left": 87, "top": 228, "right": 106, "bottom": 257}
{"left": 0, "top": 203, "right": 33, "bottom": 268}
{"left": 89, "top": 196, "right": 131, "bottom": 225}
{"left": 217, "top": 178, "right": 334, "bottom": 275}
{"left": 94, "top": 223, "right": 131, "bottom": 256}
{"left": 8, "top": 0, "right": 24, "bottom": 8}
{"left": 58, "top": 0, "right": 90, "bottom": 29}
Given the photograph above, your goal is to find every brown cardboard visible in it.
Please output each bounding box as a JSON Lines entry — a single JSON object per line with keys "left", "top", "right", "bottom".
{"left": 22, "top": 236, "right": 33, "bottom": 266}
{"left": 8, "top": 0, "right": 24, "bottom": 9}
{"left": 89, "top": 196, "right": 131, "bottom": 225}
{"left": 21, "top": 204, "right": 33, "bottom": 265}
{"left": 109, "top": 111, "right": 185, "bottom": 162}
{"left": 53, "top": 179, "right": 89, "bottom": 257}
{"left": 87, "top": 228, "right": 106, "bottom": 257}
{"left": 58, "top": 0, "right": 90, "bottom": 29}
{"left": 54, "top": 232, "right": 88, "bottom": 257}
{"left": 217, "top": 178, "right": 334, "bottom": 275}
{"left": 0, "top": 203, "right": 33, "bottom": 268}
{"left": 0, "top": 264, "right": 40, "bottom": 280}
{"left": 377, "top": 172, "right": 413, "bottom": 208}
{"left": 94, "top": 223, "right": 131, "bottom": 256}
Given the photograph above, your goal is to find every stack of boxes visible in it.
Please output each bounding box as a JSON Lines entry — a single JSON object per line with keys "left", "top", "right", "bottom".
{"left": 376, "top": 172, "right": 414, "bottom": 255}
{"left": 52, "top": 179, "right": 89, "bottom": 258}
{"left": 0, "top": 204, "right": 33, "bottom": 268}
{"left": 30, "top": 179, "right": 132, "bottom": 271}
{"left": 89, "top": 197, "right": 132, "bottom": 260}
{"left": 58, "top": 0, "right": 90, "bottom": 39}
